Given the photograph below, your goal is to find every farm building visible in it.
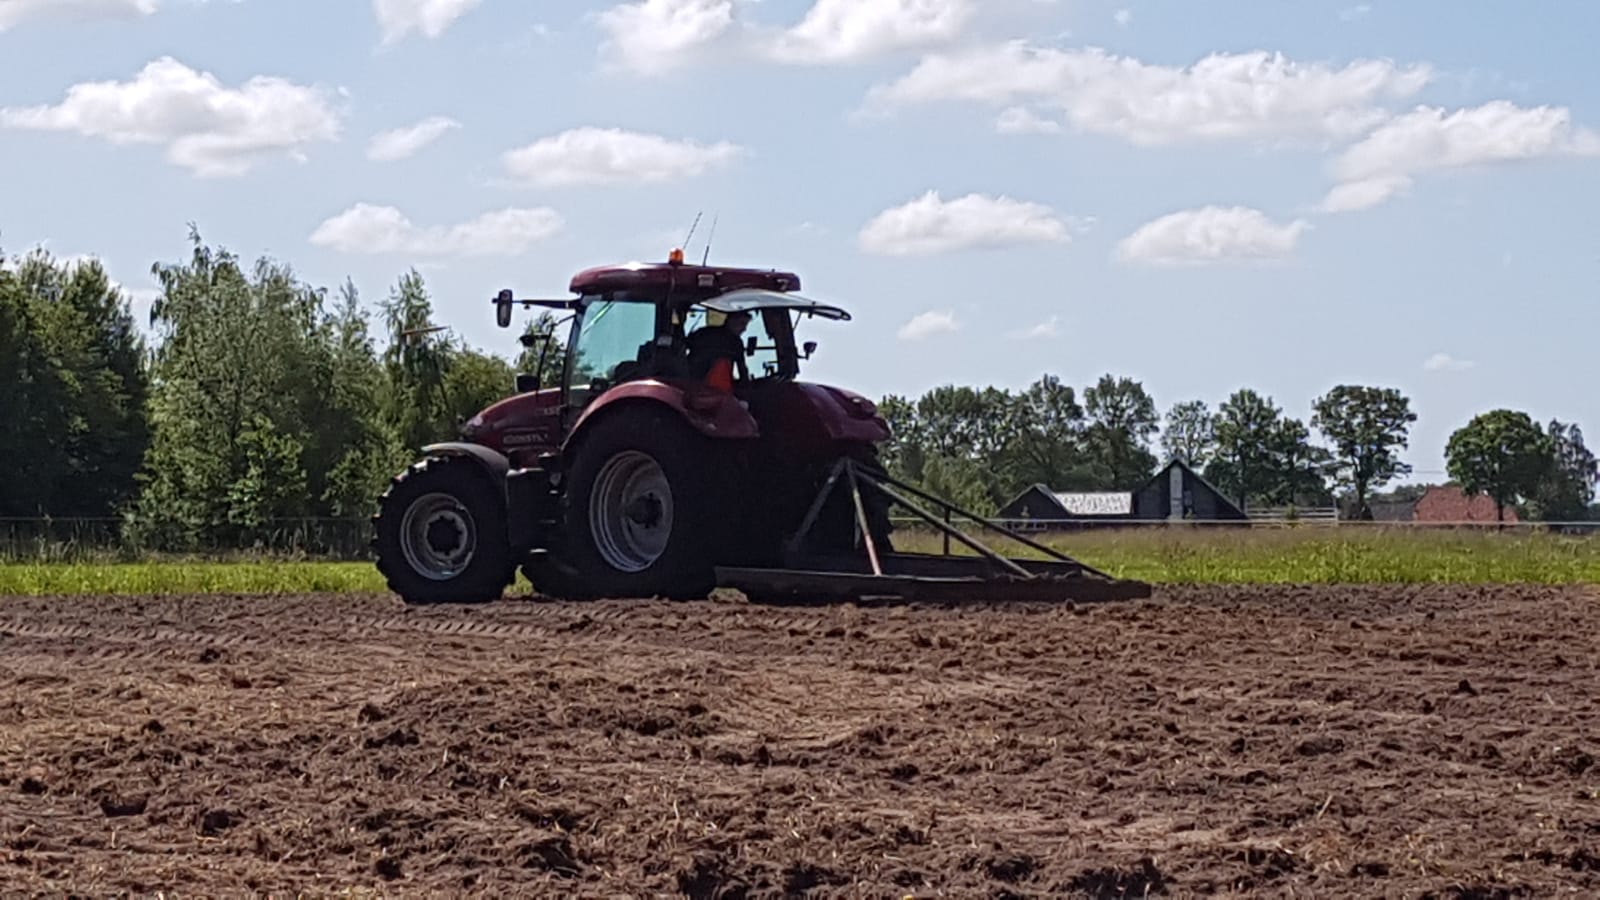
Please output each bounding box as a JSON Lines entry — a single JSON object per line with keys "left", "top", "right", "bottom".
{"left": 1360, "top": 485, "right": 1520, "bottom": 523}
{"left": 997, "top": 460, "right": 1247, "bottom": 525}
{"left": 998, "top": 487, "right": 1134, "bottom": 524}
{"left": 1415, "top": 484, "right": 1520, "bottom": 522}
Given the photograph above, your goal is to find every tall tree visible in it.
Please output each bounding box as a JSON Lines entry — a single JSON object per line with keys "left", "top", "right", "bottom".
{"left": 1084, "top": 374, "right": 1159, "bottom": 444}
{"left": 130, "top": 231, "right": 354, "bottom": 548}
{"left": 1445, "top": 409, "right": 1552, "bottom": 522}
{"left": 0, "top": 250, "right": 150, "bottom": 517}
{"left": 0, "top": 259, "right": 73, "bottom": 516}
{"left": 1083, "top": 374, "right": 1159, "bottom": 489}
{"left": 1009, "top": 374, "right": 1091, "bottom": 490}
{"left": 1161, "top": 400, "right": 1217, "bottom": 467}
{"left": 380, "top": 269, "right": 454, "bottom": 452}
{"left": 1206, "top": 388, "right": 1284, "bottom": 507}
{"left": 319, "top": 279, "right": 410, "bottom": 518}
{"left": 1532, "top": 419, "right": 1598, "bottom": 521}
{"left": 1311, "top": 385, "right": 1417, "bottom": 519}
{"left": 1267, "top": 416, "right": 1334, "bottom": 507}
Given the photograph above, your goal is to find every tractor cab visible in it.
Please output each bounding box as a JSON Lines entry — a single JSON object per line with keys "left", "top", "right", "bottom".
{"left": 493, "top": 254, "right": 849, "bottom": 417}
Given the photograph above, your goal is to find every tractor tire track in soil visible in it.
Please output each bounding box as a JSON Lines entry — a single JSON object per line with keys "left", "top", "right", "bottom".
{"left": 1, "top": 584, "right": 1597, "bottom": 897}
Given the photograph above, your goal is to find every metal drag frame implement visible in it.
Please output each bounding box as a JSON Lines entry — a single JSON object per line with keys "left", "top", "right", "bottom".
{"left": 714, "top": 457, "right": 1154, "bottom": 605}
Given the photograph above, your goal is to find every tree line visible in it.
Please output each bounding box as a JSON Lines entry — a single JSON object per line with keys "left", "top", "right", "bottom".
{"left": 0, "top": 232, "right": 550, "bottom": 549}
{"left": 2, "top": 232, "right": 1595, "bottom": 554}
{"left": 881, "top": 377, "right": 1598, "bottom": 522}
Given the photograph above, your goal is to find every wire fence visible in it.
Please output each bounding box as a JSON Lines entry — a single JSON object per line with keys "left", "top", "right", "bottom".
{"left": 0, "top": 517, "right": 376, "bottom": 563}
{"left": 3, "top": 513, "right": 1597, "bottom": 564}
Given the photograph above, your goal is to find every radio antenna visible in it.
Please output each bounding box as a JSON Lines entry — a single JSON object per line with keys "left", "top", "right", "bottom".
{"left": 701, "top": 213, "right": 719, "bottom": 265}
{"left": 681, "top": 211, "right": 703, "bottom": 251}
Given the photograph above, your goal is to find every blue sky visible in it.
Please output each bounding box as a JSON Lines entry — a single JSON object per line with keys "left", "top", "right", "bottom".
{"left": 2, "top": 0, "right": 1597, "bottom": 483}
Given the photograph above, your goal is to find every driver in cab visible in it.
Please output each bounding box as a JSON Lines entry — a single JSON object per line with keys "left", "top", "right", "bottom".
{"left": 685, "top": 309, "right": 751, "bottom": 392}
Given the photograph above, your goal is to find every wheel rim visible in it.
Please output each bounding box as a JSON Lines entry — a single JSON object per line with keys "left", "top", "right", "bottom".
{"left": 399, "top": 492, "right": 477, "bottom": 581}
{"left": 589, "top": 450, "right": 673, "bottom": 573}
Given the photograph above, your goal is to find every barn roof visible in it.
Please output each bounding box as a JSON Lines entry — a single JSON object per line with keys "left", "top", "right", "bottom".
{"left": 1050, "top": 492, "right": 1133, "bottom": 516}
{"left": 1414, "top": 485, "right": 1518, "bottom": 522}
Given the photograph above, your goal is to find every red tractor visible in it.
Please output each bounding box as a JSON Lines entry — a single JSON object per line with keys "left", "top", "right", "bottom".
{"left": 371, "top": 251, "right": 1148, "bottom": 606}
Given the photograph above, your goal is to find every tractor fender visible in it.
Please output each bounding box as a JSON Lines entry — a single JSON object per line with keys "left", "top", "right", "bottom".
{"left": 419, "top": 441, "right": 511, "bottom": 492}
{"left": 565, "top": 380, "right": 760, "bottom": 451}
{"left": 788, "top": 383, "right": 892, "bottom": 444}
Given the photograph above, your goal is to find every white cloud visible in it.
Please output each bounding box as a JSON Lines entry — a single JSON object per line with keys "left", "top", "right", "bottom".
{"left": 0, "top": 56, "right": 342, "bottom": 177}
{"left": 1113, "top": 8, "right": 1131, "bottom": 26}
{"left": 309, "top": 203, "right": 564, "bottom": 257}
{"left": 367, "top": 115, "right": 459, "bottom": 161}
{"left": 995, "top": 106, "right": 1061, "bottom": 135}
{"left": 1339, "top": 4, "right": 1372, "bottom": 21}
{"left": 1322, "top": 100, "right": 1600, "bottom": 210}
{"left": 595, "top": 0, "right": 735, "bottom": 75}
{"left": 1423, "top": 352, "right": 1474, "bottom": 372}
{"left": 501, "top": 126, "right": 744, "bottom": 187}
{"left": 897, "top": 309, "right": 959, "bottom": 341}
{"left": 763, "top": 0, "right": 973, "bottom": 65}
{"left": 865, "top": 43, "right": 1432, "bottom": 145}
{"left": 0, "top": 0, "right": 157, "bottom": 31}
{"left": 373, "top": 0, "right": 481, "bottom": 43}
{"left": 1009, "top": 314, "right": 1060, "bottom": 340}
{"left": 1319, "top": 175, "right": 1411, "bottom": 212}
{"left": 1115, "top": 206, "right": 1310, "bottom": 266}
{"left": 859, "top": 190, "right": 1073, "bottom": 256}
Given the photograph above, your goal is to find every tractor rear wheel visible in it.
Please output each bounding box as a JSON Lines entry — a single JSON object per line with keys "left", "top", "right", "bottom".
{"left": 533, "top": 407, "right": 727, "bottom": 601}
{"left": 372, "top": 455, "right": 515, "bottom": 605}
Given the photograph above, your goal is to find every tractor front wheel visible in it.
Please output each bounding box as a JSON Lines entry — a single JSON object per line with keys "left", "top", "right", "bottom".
{"left": 372, "top": 455, "right": 515, "bottom": 605}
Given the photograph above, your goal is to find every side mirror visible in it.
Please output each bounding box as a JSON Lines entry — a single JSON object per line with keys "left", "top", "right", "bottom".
{"left": 495, "top": 289, "right": 513, "bottom": 328}
{"left": 803, "top": 340, "right": 818, "bottom": 358}
{"left": 745, "top": 335, "right": 758, "bottom": 356}
{"left": 515, "top": 373, "right": 541, "bottom": 393}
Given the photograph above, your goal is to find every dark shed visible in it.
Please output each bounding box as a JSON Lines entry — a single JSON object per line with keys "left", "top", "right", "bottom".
{"left": 1130, "top": 459, "right": 1247, "bottom": 522}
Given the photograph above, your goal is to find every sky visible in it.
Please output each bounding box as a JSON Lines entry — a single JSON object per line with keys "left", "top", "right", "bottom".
{"left": 2, "top": 0, "right": 1597, "bottom": 484}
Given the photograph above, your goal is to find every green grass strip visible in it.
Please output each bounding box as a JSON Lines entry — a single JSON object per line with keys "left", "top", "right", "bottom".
{"left": 893, "top": 527, "right": 1600, "bottom": 585}
{"left": 1, "top": 529, "right": 1596, "bottom": 597}
{"left": 0, "top": 562, "right": 388, "bottom": 597}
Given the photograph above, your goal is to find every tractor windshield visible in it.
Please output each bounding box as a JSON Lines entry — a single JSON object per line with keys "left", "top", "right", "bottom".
{"left": 569, "top": 298, "right": 657, "bottom": 387}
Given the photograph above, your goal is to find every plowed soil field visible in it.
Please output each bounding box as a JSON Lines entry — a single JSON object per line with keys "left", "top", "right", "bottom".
{"left": 2, "top": 584, "right": 1597, "bottom": 897}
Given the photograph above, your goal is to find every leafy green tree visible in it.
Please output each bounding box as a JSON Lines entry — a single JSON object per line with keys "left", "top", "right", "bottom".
{"left": 1311, "top": 385, "right": 1417, "bottom": 519}
{"left": 319, "top": 279, "right": 411, "bottom": 517}
{"left": 1531, "top": 419, "right": 1598, "bottom": 521}
{"left": 1206, "top": 388, "right": 1283, "bottom": 507}
{"left": 1267, "top": 416, "right": 1334, "bottom": 507}
{"left": 1161, "top": 400, "right": 1216, "bottom": 467}
{"left": 877, "top": 393, "right": 923, "bottom": 483}
{"left": 0, "top": 250, "right": 150, "bottom": 517}
{"left": 380, "top": 269, "right": 454, "bottom": 451}
{"left": 516, "top": 310, "right": 569, "bottom": 390}
{"left": 1445, "top": 409, "right": 1553, "bottom": 521}
{"left": 1083, "top": 374, "right": 1159, "bottom": 489}
{"left": 918, "top": 454, "right": 998, "bottom": 517}
{"left": 1009, "top": 374, "right": 1092, "bottom": 490}
{"left": 129, "top": 231, "right": 370, "bottom": 548}
{"left": 444, "top": 348, "right": 517, "bottom": 425}
{"left": 0, "top": 260, "right": 72, "bottom": 516}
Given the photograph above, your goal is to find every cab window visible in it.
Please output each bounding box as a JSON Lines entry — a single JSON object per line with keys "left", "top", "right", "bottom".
{"left": 684, "top": 307, "right": 781, "bottom": 380}
{"left": 571, "top": 299, "right": 657, "bottom": 387}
